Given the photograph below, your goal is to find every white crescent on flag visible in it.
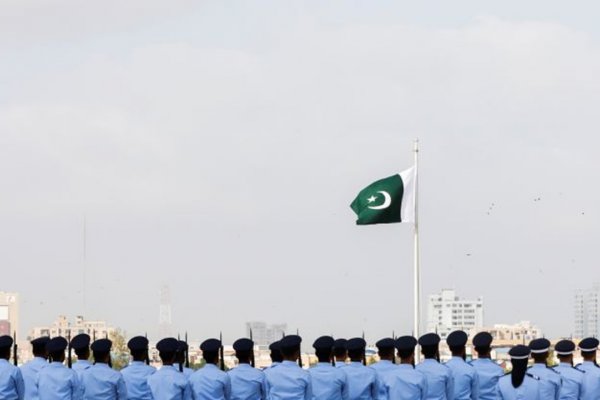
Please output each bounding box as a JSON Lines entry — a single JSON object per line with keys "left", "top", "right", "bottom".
{"left": 367, "top": 191, "right": 392, "bottom": 210}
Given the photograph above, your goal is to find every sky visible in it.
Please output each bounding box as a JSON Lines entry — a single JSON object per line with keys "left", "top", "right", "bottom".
{"left": 2, "top": 0, "right": 600, "bottom": 343}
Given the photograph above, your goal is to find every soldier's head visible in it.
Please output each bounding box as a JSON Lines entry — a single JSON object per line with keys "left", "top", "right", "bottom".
{"left": 70, "top": 334, "right": 90, "bottom": 361}
{"left": 375, "top": 338, "right": 395, "bottom": 361}
{"left": 127, "top": 336, "right": 149, "bottom": 362}
{"left": 555, "top": 340, "right": 576, "bottom": 364}
{"left": 395, "top": 336, "right": 417, "bottom": 365}
{"left": 333, "top": 339, "right": 347, "bottom": 362}
{"left": 91, "top": 339, "right": 112, "bottom": 364}
{"left": 508, "top": 345, "right": 530, "bottom": 389}
{"left": 579, "top": 337, "right": 599, "bottom": 362}
{"left": 200, "top": 338, "right": 221, "bottom": 365}
{"left": 529, "top": 338, "right": 550, "bottom": 364}
{"left": 46, "top": 337, "right": 68, "bottom": 363}
{"left": 280, "top": 335, "right": 302, "bottom": 361}
{"left": 446, "top": 330, "right": 468, "bottom": 360}
{"left": 31, "top": 336, "right": 50, "bottom": 359}
{"left": 418, "top": 333, "right": 440, "bottom": 360}
{"left": 0, "top": 335, "right": 13, "bottom": 360}
{"left": 156, "top": 337, "right": 178, "bottom": 365}
{"left": 233, "top": 338, "right": 254, "bottom": 365}
{"left": 312, "top": 336, "right": 334, "bottom": 363}
{"left": 472, "top": 332, "right": 493, "bottom": 358}
{"left": 346, "top": 338, "right": 366, "bottom": 362}
{"left": 269, "top": 341, "right": 283, "bottom": 363}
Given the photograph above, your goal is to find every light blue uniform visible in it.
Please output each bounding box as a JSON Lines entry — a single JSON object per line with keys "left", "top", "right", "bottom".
{"left": 20, "top": 357, "right": 47, "bottom": 399}
{"left": 387, "top": 364, "right": 428, "bottom": 400}
{"left": 415, "top": 359, "right": 454, "bottom": 400}
{"left": 147, "top": 365, "right": 192, "bottom": 400}
{"left": 121, "top": 361, "right": 156, "bottom": 400}
{"left": 81, "top": 363, "right": 127, "bottom": 399}
{"left": 553, "top": 363, "right": 584, "bottom": 400}
{"left": 341, "top": 362, "right": 378, "bottom": 400}
{"left": 0, "top": 358, "right": 25, "bottom": 400}
{"left": 335, "top": 361, "right": 346, "bottom": 368}
{"left": 369, "top": 360, "right": 398, "bottom": 400}
{"left": 576, "top": 361, "right": 600, "bottom": 400}
{"left": 264, "top": 360, "right": 312, "bottom": 400}
{"left": 72, "top": 361, "right": 92, "bottom": 381}
{"left": 445, "top": 357, "right": 478, "bottom": 400}
{"left": 189, "top": 364, "right": 231, "bottom": 400}
{"left": 497, "top": 374, "right": 540, "bottom": 400}
{"left": 181, "top": 366, "right": 194, "bottom": 380}
{"left": 37, "top": 361, "right": 82, "bottom": 400}
{"left": 529, "top": 364, "right": 561, "bottom": 400}
{"left": 228, "top": 363, "right": 267, "bottom": 400}
{"left": 309, "top": 362, "right": 348, "bottom": 400}
{"left": 469, "top": 358, "right": 503, "bottom": 400}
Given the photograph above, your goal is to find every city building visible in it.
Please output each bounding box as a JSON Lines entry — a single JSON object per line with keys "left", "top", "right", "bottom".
{"left": 29, "top": 315, "right": 115, "bottom": 340}
{"left": 575, "top": 283, "right": 599, "bottom": 338}
{"left": 0, "top": 292, "right": 19, "bottom": 336}
{"left": 427, "top": 289, "right": 483, "bottom": 339}
{"left": 245, "top": 321, "right": 287, "bottom": 346}
{"left": 471, "top": 321, "right": 542, "bottom": 344}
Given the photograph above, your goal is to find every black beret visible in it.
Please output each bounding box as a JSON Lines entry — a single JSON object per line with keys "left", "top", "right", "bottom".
{"left": 446, "top": 331, "right": 468, "bottom": 348}
{"left": 555, "top": 340, "right": 575, "bottom": 355}
{"left": 375, "top": 338, "right": 395, "bottom": 350}
{"left": 346, "top": 337, "right": 366, "bottom": 351}
{"left": 156, "top": 337, "right": 179, "bottom": 353}
{"left": 313, "top": 336, "right": 335, "bottom": 350}
{"left": 269, "top": 341, "right": 281, "bottom": 351}
{"left": 280, "top": 335, "right": 302, "bottom": 350}
{"left": 91, "top": 339, "right": 112, "bottom": 353}
{"left": 200, "top": 338, "right": 222, "bottom": 352}
{"left": 508, "top": 345, "right": 530, "bottom": 359}
{"left": 46, "top": 337, "right": 68, "bottom": 353}
{"left": 395, "top": 336, "right": 417, "bottom": 351}
{"left": 233, "top": 338, "right": 254, "bottom": 352}
{"left": 0, "top": 335, "right": 13, "bottom": 350}
{"left": 177, "top": 341, "right": 189, "bottom": 352}
{"left": 127, "top": 336, "right": 149, "bottom": 352}
{"left": 418, "top": 333, "right": 440, "bottom": 347}
{"left": 31, "top": 336, "right": 51, "bottom": 348}
{"left": 579, "top": 337, "right": 599, "bottom": 352}
{"left": 529, "top": 338, "right": 551, "bottom": 354}
{"left": 70, "top": 334, "right": 91, "bottom": 351}
{"left": 472, "top": 332, "right": 493, "bottom": 348}
{"left": 333, "top": 339, "right": 347, "bottom": 350}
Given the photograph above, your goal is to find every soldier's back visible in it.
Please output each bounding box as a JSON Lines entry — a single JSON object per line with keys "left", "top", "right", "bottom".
{"left": 309, "top": 362, "right": 347, "bottom": 400}
{"left": 121, "top": 361, "right": 156, "bottom": 400}
{"left": 38, "top": 362, "right": 81, "bottom": 400}
{"left": 228, "top": 363, "right": 266, "bottom": 400}
{"left": 469, "top": 358, "right": 503, "bottom": 400}
{"left": 81, "top": 363, "right": 127, "bottom": 399}
{"left": 147, "top": 365, "right": 191, "bottom": 400}
{"left": 341, "top": 362, "right": 378, "bottom": 400}
{"left": 0, "top": 358, "right": 25, "bottom": 400}
{"left": 388, "top": 364, "right": 428, "bottom": 400}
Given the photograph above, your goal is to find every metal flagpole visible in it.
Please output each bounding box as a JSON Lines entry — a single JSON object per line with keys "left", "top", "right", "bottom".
{"left": 413, "top": 139, "right": 421, "bottom": 363}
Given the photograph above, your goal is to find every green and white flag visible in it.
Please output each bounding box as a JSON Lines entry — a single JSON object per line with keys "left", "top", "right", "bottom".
{"left": 350, "top": 167, "right": 416, "bottom": 225}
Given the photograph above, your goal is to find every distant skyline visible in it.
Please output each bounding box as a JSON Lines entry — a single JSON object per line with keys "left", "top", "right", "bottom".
{"left": 2, "top": 1, "right": 600, "bottom": 342}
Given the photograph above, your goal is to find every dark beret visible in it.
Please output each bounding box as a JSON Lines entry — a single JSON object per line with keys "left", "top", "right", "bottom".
{"left": 233, "top": 338, "right": 254, "bottom": 352}
{"left": 555, "top": 340, "right": 575, "bottom": 355}
{"left": 280, "top": 335, "right": 302, "bottom": 350}
{"left": 509, "top": 345, "right": 530, "bottom": 359}
{"left": 313, "top": 336, "right": 335, "bottom": 351}
{"left": 91, "top": 339, "right": 112, "bottom": 353}
{"left": 395, "top": 336, "right": 418, "bottom": 351}
{"left": 46, "top": 337, "right": 68, "bottom": 353}
{"left": 127, "top": 336, "right": 149, "bottom": 352}
{"left": 472, "top": 332, "right": 493, "bottom": 348}
{"left": 579, "top": 337, "right": 599, "bottom": 352}
{"left": 70, "top": 334, "right": 91, "bottom": 351}
{"left": 446, "top": 331, "right": 468, "bottom": 348}
{"left": 156, "top": 337, "right": 179, "bottom": 353}
{"left": 0, "top": 335, "right": 13, "bottom": 350}
{"left": 346, "top": 338, "right": 366, "bottom": 351}
{"left": 418, "top": 333, "right": 440, "bottom": 347}
{"left": 200, "top": 338, "right": 222, "bottom": 353}
{"left": 375, "top": 338, "right": 395, "bottom": 350}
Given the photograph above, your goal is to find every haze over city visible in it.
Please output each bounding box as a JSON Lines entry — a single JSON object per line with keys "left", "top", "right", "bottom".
{"left": 2, "top": 0, "right": 600, "bottom": 342}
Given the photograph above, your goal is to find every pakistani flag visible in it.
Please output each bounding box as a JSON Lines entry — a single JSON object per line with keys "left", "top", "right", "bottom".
{"left": 350, "top": 167, "right": 416, "bottom": 225}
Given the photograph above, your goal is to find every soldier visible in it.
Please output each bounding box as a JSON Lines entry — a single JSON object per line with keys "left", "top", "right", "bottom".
{"left": 333, "top": 339, "right": 348, "bottom": 368}
{"left": 0, "top": 335, "right": 25, "bottom": 400}
{"left": 497, "top": 345, "right": 540, "bottom": 400}
{"left": 388, "top": 336, "right": 427, "bottom": 400}
{"left": 264, "top": 334, "right": 312, "bottom": 400}
{"left": 20, "top": 336, "right": 50, "bottom": 400}
{"left": 228, "top": 338, "right": 267, "bottom": 400}
{"left": 81, "top": 338, "right": 127, "bottom": 399}
{"left": 445, "top": 330, "right": 478, "bottom": 400}
{"left": 369, "top": 337, "right": 398, "bottom": 399}
{"left": 177, "top": 341, "right": 194, "bottom": 379}
{"left": 415, "top": 333, "right": 453, "bottom": 400}
{"left": 552, "top": 339, "right": 584, "bottom": 400}
{"left": 266, "top": 341, "right": 282, "bottom": 369}
{"left": 38, "top": 336, "right": 82, "bottom": 400}
{"left": 189, "top": 338, "right": 231, "bottom": 400}
{"left": 575, "top": 337, "right": 600, "bottom": 400}
{"left": 70, "top": 334, "right": 92, "bottom": 380}
{"left": 529, "top": 338, "right": 561, "bottom": 400}
{"left": 120, "top": 336, "right": 155, "bottom": 400}
{"left": 308, "top": 336, "right": 348, "bottom": 400}
{"left": 147, "top": 338, "right": 192, "bottom": 400}
{"left": 341, "top": 337, "right": 378, "bottom": 400}
{"left": 469, "top": 332, "right": 503, "bottom": 400}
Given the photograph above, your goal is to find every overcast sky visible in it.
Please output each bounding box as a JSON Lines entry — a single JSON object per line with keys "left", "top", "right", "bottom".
{"left": 2, "top": 0, "right": 600, "bottom": 343}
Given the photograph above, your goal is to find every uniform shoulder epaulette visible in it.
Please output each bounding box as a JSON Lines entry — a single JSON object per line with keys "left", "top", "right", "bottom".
{"left": 503, "top": 371, "right": 511, "bottom": 376}
{"left": 572, "top": 366, "right": 585, "bottom": 373}
{"left": 547, "top": 366, "right": 560, "bottom": 374}
{"left": 575, "top": 363, "right": 583, "bottom": 370}
{"left": 526, "top": 373, "right": 540, "bottom": 380}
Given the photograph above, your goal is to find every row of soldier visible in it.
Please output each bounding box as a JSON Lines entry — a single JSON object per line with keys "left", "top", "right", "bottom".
{"left": 0, "top": 330, "right": 599, "bottom": 399}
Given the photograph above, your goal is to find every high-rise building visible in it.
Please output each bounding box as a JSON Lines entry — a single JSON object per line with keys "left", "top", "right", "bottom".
{"left": 245, "top": 321, "right": 287, "bottom": 346}
{"left": 575, "top": 283, "right": 599, "bottom": 338}
{"left": 427, "top": 289, "right": 483, "bottom": 339}
{"left": 0, "top": 292, "right": 19, "bottom": 336}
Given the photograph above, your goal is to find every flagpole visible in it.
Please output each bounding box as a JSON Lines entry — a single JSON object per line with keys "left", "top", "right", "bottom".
{"left": 413, "top": 139, "right": 421, "bottom": 363}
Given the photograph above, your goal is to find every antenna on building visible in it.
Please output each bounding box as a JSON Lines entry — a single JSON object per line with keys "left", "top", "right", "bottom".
{"left": 82, "top": 215, "right": 87, "bottom": 316}
{"left": 159, "top": 285, "right": 173, "bottom": 338}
